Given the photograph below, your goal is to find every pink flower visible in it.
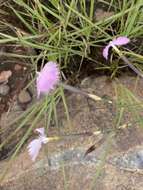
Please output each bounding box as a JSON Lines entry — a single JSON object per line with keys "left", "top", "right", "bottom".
{"left": 103, "top": 36, "right": 130, "bottom": 60}
{"left": 27, "top": 128, "right": 49, "bottom": 161}
{"left": 36, "top": 61, "right": 60, "bottom": 98}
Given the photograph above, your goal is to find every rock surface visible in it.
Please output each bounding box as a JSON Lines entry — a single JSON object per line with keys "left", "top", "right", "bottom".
{"left": 1, "top": 75, "right": 143, "bottom": 190}
{"left": 18, "top": 90, "right": 32, "bottom": 104}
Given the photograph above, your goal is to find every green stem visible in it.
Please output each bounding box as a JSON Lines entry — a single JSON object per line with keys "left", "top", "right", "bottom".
{"left": 112, "top": 45, "right": 143, "bottom": 78}
{"left": 60, "top": 83, "right": 102, "bottom": 101}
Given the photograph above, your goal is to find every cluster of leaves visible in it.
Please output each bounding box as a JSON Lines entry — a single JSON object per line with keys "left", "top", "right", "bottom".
{"left": 0, "top": 0, "right": 143, "bottom": 73}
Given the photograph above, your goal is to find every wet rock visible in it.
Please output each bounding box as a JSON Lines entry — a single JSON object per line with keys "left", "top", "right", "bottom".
{"left": 0, "top": 84, "right": 10, "bottom": 95}
{"left": 18, "top": 90, "right": 32, "bottom": 104}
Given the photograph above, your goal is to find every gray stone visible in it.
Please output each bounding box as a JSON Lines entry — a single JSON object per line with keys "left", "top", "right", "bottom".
{"left": 0, "top": 84, "right": 10, "bottom": 95}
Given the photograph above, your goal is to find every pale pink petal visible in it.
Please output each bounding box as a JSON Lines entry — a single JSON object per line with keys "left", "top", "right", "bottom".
{"left": 103, "top": 36, "right": 130, "bottom": 60}
{"left": 111, "top": 36, "right": 130, "bottom": 46}
{"left": 36, "top": 61, "right": 60, "bottom": 98}
{"left": 103, "top": 44, "right": 111, "bottom": 60}
{"left": 35, "top": 128, "right": 45, "bottom": 136}
{"left": 27, "top": 138, "right": 42, "bottom": 161}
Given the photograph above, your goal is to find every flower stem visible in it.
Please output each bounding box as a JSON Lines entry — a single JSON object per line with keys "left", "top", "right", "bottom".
{"left": 60, "top": 82, "right": 102, "bottom": 101}
{"left": 47, "top": 130, "right": 101, "bottom": 142}
{"left": 112, "top": 45, "right": 143, "bottom": 78}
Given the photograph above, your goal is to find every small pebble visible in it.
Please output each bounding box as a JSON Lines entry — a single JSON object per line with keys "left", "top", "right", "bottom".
{"left": 18, "top": 90, "right": 32, "bottom": 104}
{"left": 0, "top": 70, "right": 12, "bottom": 83}
{"left": 14, "top": 64, "right": 22, "bottom": 71}
{"left": 0, "top": 84, "right": 10, "bottom": 95}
